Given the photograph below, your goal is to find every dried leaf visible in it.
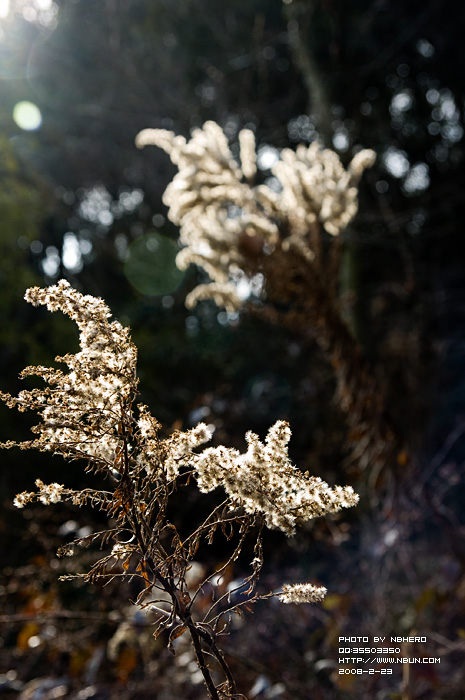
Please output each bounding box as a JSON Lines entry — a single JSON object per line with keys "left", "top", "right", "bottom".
{"left": 168, "top": 624, "right": 187, "bottom": 654}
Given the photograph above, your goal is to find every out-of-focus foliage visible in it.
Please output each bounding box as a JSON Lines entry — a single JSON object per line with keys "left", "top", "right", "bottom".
{"left": 0, "top": 136, "right": 41, "bottom": 322}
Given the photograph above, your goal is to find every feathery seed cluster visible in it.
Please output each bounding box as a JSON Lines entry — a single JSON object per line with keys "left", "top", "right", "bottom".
{"left": 193, "top": 420, "right": 358, "bottom": 535}
{"left": 136, "top": 121, "right": 375, "bottom": 310}
{"left": 2, "top": 282, "right": 359, "bottom": 608}
{"left": 278, "top": 583, "right": 328, "bottom": 604}
{"left": 1, "top": 279, "right": 137, "bottom": 468}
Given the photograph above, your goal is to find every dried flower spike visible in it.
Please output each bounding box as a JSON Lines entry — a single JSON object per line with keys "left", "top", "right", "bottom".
{"left": 1, "top": 282, "right": 360, "bottom": 700}
{"left": 193, "top": 420, "right": 359, "bottom": 535}
{"left": 136, "top": 121, "right": 375, "bottom": 310}
{"left": 278, "top": 583, "right": 328, "bottom": 604}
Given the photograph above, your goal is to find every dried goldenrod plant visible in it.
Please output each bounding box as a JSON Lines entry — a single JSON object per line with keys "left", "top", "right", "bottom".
{"left": 136, "top": 121, "right": 375, "bottom": 312}
{"left": 136, "top": 122, "right": 400, "bottom": 471}
{"left": 1, "top": 280, "right": 358, "bottom": 700}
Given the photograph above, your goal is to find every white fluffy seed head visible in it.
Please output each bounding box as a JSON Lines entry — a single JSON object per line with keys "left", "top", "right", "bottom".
{"left": 136, "top": 121, "right": 375, "bottom": 310}
{"left": 278, "top": 583, "right": 328, "bottom": 604}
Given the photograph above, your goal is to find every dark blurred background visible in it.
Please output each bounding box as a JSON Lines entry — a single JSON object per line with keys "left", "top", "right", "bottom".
{"left": 1, "top": 1, "right": 465, "bottom": 698}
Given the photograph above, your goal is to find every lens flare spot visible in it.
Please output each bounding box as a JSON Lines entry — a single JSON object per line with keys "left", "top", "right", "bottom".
{"left": 124, "top": 232, "right": 185, "bottom": 297}
{"left": 13, "top": 101, "right": 42, "bottom": 131}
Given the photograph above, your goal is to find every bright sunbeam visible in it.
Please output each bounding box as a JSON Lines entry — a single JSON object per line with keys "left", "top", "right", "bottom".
{"left": 0, "top": 0, "right": 58, "bottom": 27}
{"left": 0, "top": 0, "right": 9, "bottom": 18}
{"left": 13, "top": 101, "right": 42, "bottom": 130}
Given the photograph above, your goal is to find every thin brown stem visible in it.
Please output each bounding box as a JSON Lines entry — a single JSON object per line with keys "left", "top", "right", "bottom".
{"left": 186, "top": 618, "right": 223, "bottom": 700}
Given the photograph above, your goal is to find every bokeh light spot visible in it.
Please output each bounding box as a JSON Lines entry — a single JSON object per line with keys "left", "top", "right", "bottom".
{"left": 124, "top": 232, "right": 184, "bottom": 297}
{"left": 13, "top": 101, "right": 42, "bottom": 131}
